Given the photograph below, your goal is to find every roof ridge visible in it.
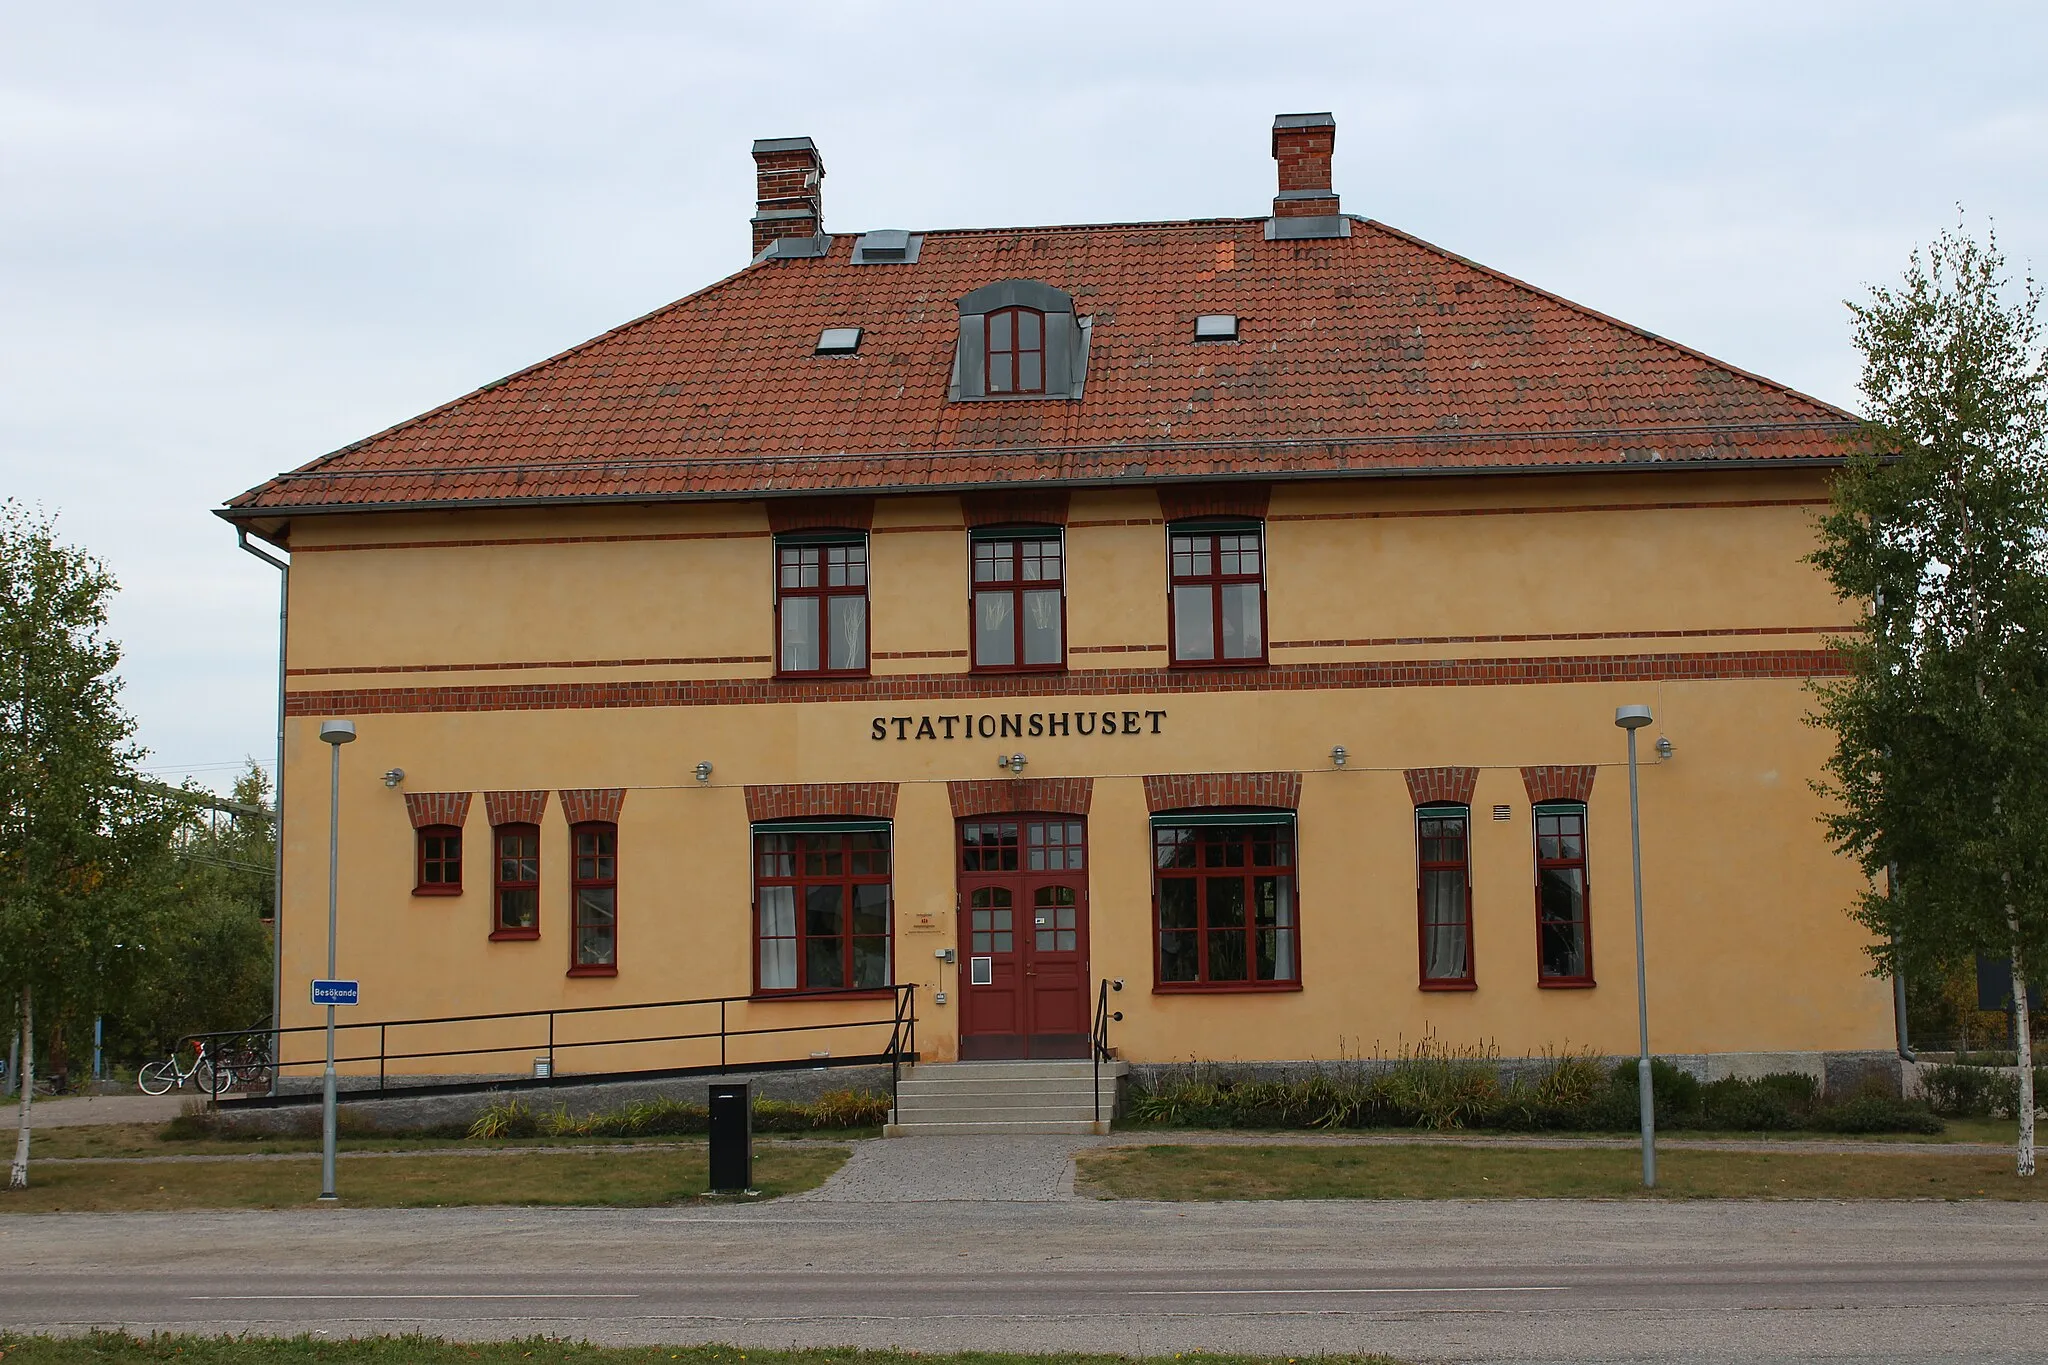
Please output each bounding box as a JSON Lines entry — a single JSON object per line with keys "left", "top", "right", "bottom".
{"left": 1359, "top": 219, "right": 1861, "bottom": 424}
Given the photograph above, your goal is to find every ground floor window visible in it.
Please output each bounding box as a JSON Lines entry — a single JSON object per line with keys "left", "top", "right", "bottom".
{"left": 1152, "top": 814, "right": 1297, "bottom": 989}
{"left": 1535, "top": 801, "right": 1591, "bottom": 984}
{"left": 415, "top": 825, "right": 461, "bottom": 896}
{"left": 570, "top": 822, "right": 617, "bottom": 973}
{"left": 754, "top": 824, "right": 893, "bottom": 993}
{"left": 491, "top": 824, "right": 539, "bottom": 939}
{"left": 1417, "top": 804, "right": 1473, "bottom": 987}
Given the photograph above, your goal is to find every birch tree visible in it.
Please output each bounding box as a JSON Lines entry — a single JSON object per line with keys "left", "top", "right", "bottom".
{"left": 1811, "top": 222, "right": 2048, "bottom": 1177}
{"left": 0, "top": 504, "right": 169, "bottom": 1189}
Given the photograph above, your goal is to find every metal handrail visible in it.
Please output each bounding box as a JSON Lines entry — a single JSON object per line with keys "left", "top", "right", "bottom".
{"left": 1091, "top": 978, "right": 1120, "bottom": 1126}
{"left": 178, "top": 984, "right": 919, "bottom": 1105}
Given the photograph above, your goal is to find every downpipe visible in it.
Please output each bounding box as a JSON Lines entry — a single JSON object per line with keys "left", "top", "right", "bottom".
{"left": 237, "top": 528, "right": 289, "bottom": 1097}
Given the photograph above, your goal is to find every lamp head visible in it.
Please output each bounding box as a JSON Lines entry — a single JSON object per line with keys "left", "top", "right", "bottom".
{"left": 1330, "top": 744, "right": 1348, "bottom": 768}
{"left": 318, "top": 719, "right": 357, "bottom": 746}
{"left": 1614, "top": 705, "right": 1654, "bottom": 731}
{"left": 382, "top": 768, "right": 405, "bottom": 788}
{"left": 693, "top": 761, "right": 713, "bottom": 783}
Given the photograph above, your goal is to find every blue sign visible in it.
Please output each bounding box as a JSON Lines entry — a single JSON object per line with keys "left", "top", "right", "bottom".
{"left": 310, "top": 979, "right": 360, "bottom": 1007}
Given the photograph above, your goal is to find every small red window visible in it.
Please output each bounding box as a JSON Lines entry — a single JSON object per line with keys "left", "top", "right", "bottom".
{"left": 1417, "top": 805, "right": 1474, "bottom": 988}
{"left": 987, "top": 307, "right": 1045, "bottom": 395}
{"left": 570, "top": 822, "right": 618, "bottom": 975}
{"left": 491, "top": 824, "right": 540, "bottom": 941}
{"left": 415, "top": 826, "right": 462, "bottom": 897}
{"left": 971, "top": 534, "right": 1065, "bottom": 671}
{"left": 1169, "top": 524, "right": 1267, "bottom": 665}
{"left": 1535, "top": 803, "right": 1592, "bottom": 986}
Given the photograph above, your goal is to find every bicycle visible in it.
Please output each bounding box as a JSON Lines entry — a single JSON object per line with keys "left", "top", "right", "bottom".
{"left": 137, "top": 1041, "right": 220, "bottom": 1096}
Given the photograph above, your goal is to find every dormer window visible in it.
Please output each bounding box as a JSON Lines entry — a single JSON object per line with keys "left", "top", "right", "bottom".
{"left": 950, "top": 279, "right": 1091, "bottom": 402}
{"left": 987, "top": 308, "right": 1045, "bottom": 395}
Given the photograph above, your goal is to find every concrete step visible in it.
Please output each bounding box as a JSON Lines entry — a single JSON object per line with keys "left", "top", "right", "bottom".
{"left": 884, "top": 1118, "right": 1110, "bottom": 1137}
{"left": 896, "top": 1083, "right": 1115, "bottom": 1102}
{"left": 902, "top": 1061, "right": 1124, "bottom": 1081}
{"left": 891, "top": 1103, "right": 1105, "bottom": 1124}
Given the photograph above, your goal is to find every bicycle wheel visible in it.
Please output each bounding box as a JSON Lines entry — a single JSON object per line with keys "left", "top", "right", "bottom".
{"left": 138, "top": 1060, "right": 176, "bottom": 1095}
{"left": 195, "top": 1057, "right": 220, "bottom": 1094}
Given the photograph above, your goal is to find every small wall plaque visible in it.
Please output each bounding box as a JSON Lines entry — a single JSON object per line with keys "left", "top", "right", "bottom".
{"left": 1493, "top": 805, "right": 1512, "bottom": 821}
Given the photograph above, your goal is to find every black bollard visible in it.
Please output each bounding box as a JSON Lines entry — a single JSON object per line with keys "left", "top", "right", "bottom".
{"left": 708, "top": 1082, "right": 752, "bottom": 1192}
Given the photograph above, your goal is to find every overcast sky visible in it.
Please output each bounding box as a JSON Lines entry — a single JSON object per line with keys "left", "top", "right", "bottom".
{"left": 4, "top": 2, "right": 2044, "bottom": 794}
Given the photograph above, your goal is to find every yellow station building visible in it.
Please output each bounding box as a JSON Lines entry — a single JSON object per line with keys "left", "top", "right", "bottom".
{"left": 222, "top": 114, "right": 1894, "bottom": 1103}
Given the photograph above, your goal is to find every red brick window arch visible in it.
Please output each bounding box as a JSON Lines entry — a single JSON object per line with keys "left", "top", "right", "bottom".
{"left": 987, "top": 307, "right": 1045, "bottom": 395}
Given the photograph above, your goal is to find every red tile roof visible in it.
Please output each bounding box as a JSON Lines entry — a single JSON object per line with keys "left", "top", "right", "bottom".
{"left": 223, "top": 217, "right": 1855, "bottom": 519}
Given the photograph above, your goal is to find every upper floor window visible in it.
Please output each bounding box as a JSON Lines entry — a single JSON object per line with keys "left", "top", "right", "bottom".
{"left": 971, "top": 531, "right": 1064, "bottom": 671}
{"left": 1535, "top": 802, "right": 1592, "bottom": 985}
{"left": 776, "top": 534, "right": 868, "bottom": 676}
{"left": 1169, "top": 522, "right": 1266, "bottom": 665}
{"left": 569, "top": 822, "right": 618, "bottom": 975}
{"left": 986, "top": 307, "right": 1045, "bottom": 395}
{"left": 754, "top": 825, "right": 893, "bottom": 993}
{"left": 1417, "top": 804, "right": 1474, "bottom": 988}
{"left": 491, "top": 824, "right": 540, "bottom": 940}
{"left": 415, "top": 826, "right": 462, "bottom": 897}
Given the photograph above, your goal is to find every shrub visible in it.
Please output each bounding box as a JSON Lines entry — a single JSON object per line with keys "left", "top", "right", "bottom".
{"left": 1813, "top": 1094, "right": 1945, "bottom": 1134}
{"left": 1920, "top": 1064, "right": 2019, "bottom": 1118}
{"left": 1698, "top": 1072, "right": 1818, "bottom": 1131}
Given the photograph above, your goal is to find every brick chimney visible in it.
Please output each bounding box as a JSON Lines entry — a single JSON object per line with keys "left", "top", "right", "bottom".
{"left": 1271, "top": 113, "right": 1338, "bottom": 218}
{"left": 751, "top": 136, "right": 824, "bottom": 257}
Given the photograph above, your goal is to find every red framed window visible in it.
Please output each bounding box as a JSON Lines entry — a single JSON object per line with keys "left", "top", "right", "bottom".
{"left": 1535, "top": 802, "right": 1592, "bottom": 985}
{"left": 971, "top": 532, "right": 1064, "bottom": 670}
{"left": 1417, "top": 804, "right": 1475, "bottom": 988}
{"left": 1152, "top": 816, "right": 1298, "bottom": 990}
{"left": 491, "top": 824, "right": 540, "bottom": 940}
{"left": 1168, "top": 522, "right": 1266, "bottom": 665}
{"left": 986, "top": 307, "right": 1045, "bottom": 394}
{"left": 415, "top": 825, "right": 462, "bottom": 897}
{"left": 754, "top": 826, "right": 892, "bottom": 993}
{"left": 569, "top": 822, "right": 617, "bottom": 974}
{"left": 776, "top": 535, "right": 869, "bottom": 676}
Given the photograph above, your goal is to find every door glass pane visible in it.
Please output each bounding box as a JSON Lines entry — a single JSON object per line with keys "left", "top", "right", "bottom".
{"left": 1220, "top": 583, "right": 1263, "bottom": 659}
{"left": 828, "top": 595, "right": 867, "bottom": 670}
{"left": 1022, "top": 588, "right": 1062, "bottom": 664}
{"left": 781, "top": 595, "right": 819, "bottom": 672}
{"left": 1173, "top": 584, "right": 1215, "bottom": 660}
{"left": 975, "top": 590, "right": 1015, "bottom": 666}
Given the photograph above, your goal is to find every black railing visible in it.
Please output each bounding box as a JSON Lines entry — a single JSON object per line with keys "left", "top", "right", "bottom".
{"left": 1091, "top": 977, "right": 1122, "bottom": 1126}
{"left": 178, "top": 984, "right": 919, "bottom": 1110}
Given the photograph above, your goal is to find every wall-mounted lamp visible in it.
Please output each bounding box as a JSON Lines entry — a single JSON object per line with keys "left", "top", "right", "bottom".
{"left": 381, "top": 768, "right": 405, "bottom": 789}
{"left": 998, "top": 752, "right": 1028, "bottom": 773}
{"left": 1654, "top": 735, "right": 1675, "bottom": 761}
{"left": 693, "top": 761, "right": 713, "bottom": 783}
{"left": 1330, "top": 745, "right": 1348, "bottom": 768}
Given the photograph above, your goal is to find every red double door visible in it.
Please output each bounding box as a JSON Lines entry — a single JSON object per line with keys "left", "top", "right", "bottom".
{"left": 958, "top": 816, "right": 1091, "bottom": 1060}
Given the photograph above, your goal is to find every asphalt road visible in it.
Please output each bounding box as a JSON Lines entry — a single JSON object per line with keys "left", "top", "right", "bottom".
{"left": 4, "top": 1199, "right": 2046, "bottom": 1363}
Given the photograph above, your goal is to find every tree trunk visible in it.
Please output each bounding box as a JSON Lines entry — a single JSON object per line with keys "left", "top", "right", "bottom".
{"left": 2010, "top": 936, "right": 2036, "bottom": 1179}
{"left": 8, "top": 985, "right": 31, "bottom": 1190}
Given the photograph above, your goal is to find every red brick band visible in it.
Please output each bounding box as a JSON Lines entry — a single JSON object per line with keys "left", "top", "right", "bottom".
{"left": 1144, "top": 771, "right": 1302, "bottom": 813}
{"left": 947, "top": 777, "right": 1094, "bottom": 819}
{"left": 1521, "top": 765, "right": 1598, "bottom": 803}
{"left": 559, "top": 788, "right": 626, "bottom": 825}
{"left": 1158, "top": 483, "right": 1272, "bottom": 523}
{"left": 402, "top": 792, "right": 471, "bottom": 829}
{"left": 745, "top": 782, "right": 899, "bottom": 822}
{"left": 483, "top": 790, "right": 549, "bottom": 826}
{"left": 1404, "top": 767, "right": 1480, "bottom": 806}
{"left": 284, "top": 650, "right": 1846, "bottom": 718}
{"left": 961, "top": 489, "right": 1071, "bottom": 529}
{"left": 766, "top": 497, "right": 875, "bottom": 534}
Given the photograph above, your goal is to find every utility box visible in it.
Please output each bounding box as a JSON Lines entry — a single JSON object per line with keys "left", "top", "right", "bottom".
{"left": 707, "top": 1082, "right": 752, "bottom": 1192}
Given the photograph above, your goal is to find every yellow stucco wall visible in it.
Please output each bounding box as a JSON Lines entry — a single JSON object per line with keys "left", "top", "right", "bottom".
{"left": 269, "top": 469, "right": 1890, "bottom": 1076}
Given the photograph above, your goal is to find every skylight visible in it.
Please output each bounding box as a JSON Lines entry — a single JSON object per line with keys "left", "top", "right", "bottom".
{"left": 1194, "top": 314, "right": 1239, "bottom": 342}
{"left": 853, "top": 230, "right": 922, "bottom": 264}
{"left": 815, "top": 327, "right": 862, "bottom": 355}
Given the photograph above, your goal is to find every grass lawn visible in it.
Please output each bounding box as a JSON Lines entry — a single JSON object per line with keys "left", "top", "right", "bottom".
{"left": 1113, "top": 1116, "right": 2018, "bottom": 1146}
{"left": 0, "top": 1145, "right": 846, "bottom": 1212}
{"left": 0, "top": 1339, "right": 1404, "bottom": 1365}
{"left": 1076, "top": 1142, "right": 2048, "bottom": 1201}
{"left": 27, "top": 1122, "right": 873, "bottom": 1161}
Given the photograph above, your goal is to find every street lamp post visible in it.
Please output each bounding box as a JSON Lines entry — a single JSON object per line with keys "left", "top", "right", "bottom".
{"left": 316, "top": 718, "right": 356, "bottom": 1201}
{"left": 1615, "top": 703, "right": 1656, "bottom": 1189}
